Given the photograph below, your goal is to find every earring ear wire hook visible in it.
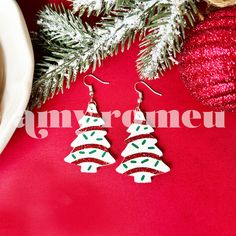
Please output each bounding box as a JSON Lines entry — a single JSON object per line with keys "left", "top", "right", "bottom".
{"left": 83, "top": 74, "right": 110, "bottom": 87}
{"left": 83, "top": 74, "right": 110, "bottom": 102}
{"left": 134, "top": 81, "right": 162, "bottom": 109}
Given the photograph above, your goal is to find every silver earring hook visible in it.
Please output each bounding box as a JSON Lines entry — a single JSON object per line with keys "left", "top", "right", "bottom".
{"left": 134, "top": 81, "right": 162, "bottom": 109}
{"left": 83, "top": 74, "right": 110, "bottom": 102}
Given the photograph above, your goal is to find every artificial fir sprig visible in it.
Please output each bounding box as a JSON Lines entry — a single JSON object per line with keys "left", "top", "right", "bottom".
{"left": 137, "top": 0, "right": 198, "bottom": 79}
{"left": 29, "top": 0, "right": 160, "bottom": 109}
{"left": 29, "top": 0, "right": 199, "bottom": 109}
{"left": 71, "top": 0, "right": 130, "bottom": 15}
{"left": 29, "top": 4, "right": 94, "bottom": 109}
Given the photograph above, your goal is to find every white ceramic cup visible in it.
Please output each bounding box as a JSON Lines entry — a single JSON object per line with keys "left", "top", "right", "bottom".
{"left": 0, "top": 0, "right": 34, "bottom": 154}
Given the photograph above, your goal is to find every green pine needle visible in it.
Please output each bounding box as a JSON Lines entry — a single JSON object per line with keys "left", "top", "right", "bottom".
{"left": 70, "top": 0, "right": 133, "bottom": 15}
{"left": 28, "top": 0, "right": 198, "bottom": 109}
{"left": 137, "top": 0, "right": 198, "bottom": 79}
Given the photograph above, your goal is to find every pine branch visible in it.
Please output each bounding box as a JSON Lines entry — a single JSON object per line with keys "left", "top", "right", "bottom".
{"left": 137, "top": 0, "right": 198, "bottom": 79}
{"left": 29, "top": 4, "right": 94, "bottom": 109}
{"left": 70, "top": 0, "right": 132, "bottom": 15}
{"left": 29, "top": 1, "right": 159, "bottom": 109}
{"left": 37, "top": 4, "right": 93, "bottom": 48}
{"left": 90, "top": 0, "right": 159, "bottom": 65}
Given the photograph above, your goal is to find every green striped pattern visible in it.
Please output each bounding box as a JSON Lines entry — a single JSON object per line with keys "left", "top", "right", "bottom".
{"left": 74, "top": 149, "right": 107, "bottom": 158}
{"left": 132, "top": 143, "right": 139, "bottom": 149}
{"left": 123, "top": 164, "right": 128, "bottom": 169}
{"left": 154, "top": 160, "right": 159, "bottom": 167}
{"left": 72, "top": 149, "right": 107, "bottom": 159}
{"left": 89, "top": 150, "right": 97, "bottom": 154}
{"left": 141, "top": 159, "right": 149, "bottom": 164}
{"left": 142, "top": 140, "right": 146, "bottom": 145}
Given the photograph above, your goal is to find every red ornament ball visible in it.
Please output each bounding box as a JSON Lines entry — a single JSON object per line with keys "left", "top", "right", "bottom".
{"left": 179, "top": 7, "right": 236, "bottom": 111}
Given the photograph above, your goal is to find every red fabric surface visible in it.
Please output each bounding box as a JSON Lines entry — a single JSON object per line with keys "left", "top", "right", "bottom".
{"left": 1, "top": 1, "right": 236, "bottom": 235}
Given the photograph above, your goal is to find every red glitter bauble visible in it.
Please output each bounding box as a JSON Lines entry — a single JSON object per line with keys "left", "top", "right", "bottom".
{"left": 179, "top": 7, "right": 236, "bottom": 111}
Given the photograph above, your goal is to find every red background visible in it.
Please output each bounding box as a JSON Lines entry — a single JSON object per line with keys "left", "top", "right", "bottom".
{"left": 0, "top": 1, "right": 236, "bottom": 235}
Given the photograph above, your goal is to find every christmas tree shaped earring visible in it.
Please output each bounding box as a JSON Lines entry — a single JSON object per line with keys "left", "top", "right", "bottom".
{"left": 116, "top": 81, "right": 170, "bottom": 183}
{"left": 64, "top": 74, "right": 115, "bottom": 173}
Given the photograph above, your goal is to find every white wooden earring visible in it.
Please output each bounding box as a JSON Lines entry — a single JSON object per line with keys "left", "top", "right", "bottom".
{"left": 64, "top": 74, "right": 115, "bottom": 173}
{"left": 116, "top": 81, "right": 170, "bottom": 183}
